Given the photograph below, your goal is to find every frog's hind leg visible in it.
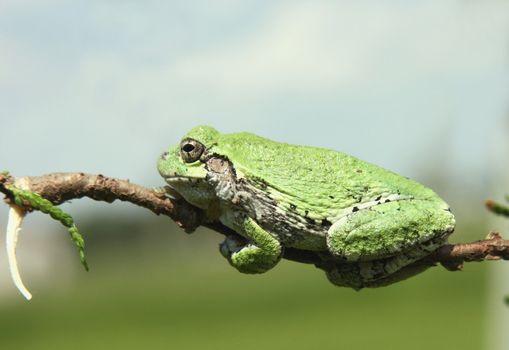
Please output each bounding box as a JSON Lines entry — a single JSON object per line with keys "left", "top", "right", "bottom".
{"left": 325, "top": 199, "right": 454, "bottom": 288}
{"left": 327, "top": 199, "right": 454, "bottom": 262}
{"left": 324, "top": 233, "right": 448, "bottom": 289}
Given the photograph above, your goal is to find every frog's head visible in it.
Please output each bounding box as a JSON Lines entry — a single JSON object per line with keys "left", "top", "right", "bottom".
{"left": 158, "top": 125, "right": 219, "bottom": 180}
{"left": 157, "top": 125, "right": 227, "bottom": 209}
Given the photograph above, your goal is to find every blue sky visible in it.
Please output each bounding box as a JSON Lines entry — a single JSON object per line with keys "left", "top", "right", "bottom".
{"left": 0, "top": 0, "right": 507, "bottom": 229}
{"left": 1, "top": 1, "right": 508, "bottom": 188}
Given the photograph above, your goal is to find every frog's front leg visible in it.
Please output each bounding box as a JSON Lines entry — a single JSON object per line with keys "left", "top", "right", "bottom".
{"left": 219, "top": 217, "right": 283, "bottom": 274}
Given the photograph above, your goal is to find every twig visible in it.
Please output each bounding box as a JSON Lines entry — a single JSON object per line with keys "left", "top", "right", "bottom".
{"left": 486, "top": 198, "right": 509, "bottom": 217}
{"left": 2, "top": 172, "right": 509, "bottom": 269}
{"left": 423, "top": 231, "right": 509, "bottom": 271}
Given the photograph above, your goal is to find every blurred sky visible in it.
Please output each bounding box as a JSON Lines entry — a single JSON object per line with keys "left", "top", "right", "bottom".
{"left": 0, "top": 1, "right": 509, "bottom": 347}
{"left": 1, "top": 1, "right": 508, "bottom": 186}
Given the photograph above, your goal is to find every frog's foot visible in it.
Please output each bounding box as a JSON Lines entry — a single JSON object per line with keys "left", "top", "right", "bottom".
{"left": 219, "top": 234, "right": 247, "bottom": 260}
{"left": 325, "top": 257, "right": 433, "bottom": 290}
{"left": 219, "top": 218, "right": 283, "bottom": 274}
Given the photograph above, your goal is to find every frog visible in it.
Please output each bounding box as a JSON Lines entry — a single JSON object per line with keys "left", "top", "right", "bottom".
{"left": 157, "top": 125, "right": 455, "bottom": 289}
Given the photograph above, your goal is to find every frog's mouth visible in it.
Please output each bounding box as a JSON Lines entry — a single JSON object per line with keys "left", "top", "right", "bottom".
{"left": 162, "top": 173, "right": 217, "bottom": 210}
{"left": 163, "top": 175, "right": 205, "bottom": 184}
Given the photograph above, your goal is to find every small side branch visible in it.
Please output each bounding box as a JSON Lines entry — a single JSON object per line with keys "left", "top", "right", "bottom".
{"left": 426, "top": 232, "right": 509, "bottom": 271}
{"left": 1, "top": 172, "right": 509, "bottom": 268}
{"left": 486, "top": 198, "right": 509, "bottom": 217}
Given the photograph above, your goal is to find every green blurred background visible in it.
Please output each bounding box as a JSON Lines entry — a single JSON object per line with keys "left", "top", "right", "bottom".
{"left": 1, "top": 1, "right": 509, "bottom": 349}
{"left": 0, "top": 208, "right": 493, "bottom": 350}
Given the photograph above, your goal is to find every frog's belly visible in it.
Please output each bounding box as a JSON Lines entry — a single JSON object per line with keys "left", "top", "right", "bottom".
{"left": 270, "top": 227, "right": 328, "bottom": 251}
{"left": 260, "top": 210, "right": 329, "bottom": 251}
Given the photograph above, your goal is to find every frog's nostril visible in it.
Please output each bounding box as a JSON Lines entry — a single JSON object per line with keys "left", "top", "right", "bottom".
{"left": 161, "top": 151, "right": 169, "bottom": 159}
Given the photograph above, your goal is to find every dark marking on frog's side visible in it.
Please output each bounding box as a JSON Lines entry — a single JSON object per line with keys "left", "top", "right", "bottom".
{"left": 352, "top": 206, "right": 359, "bottom": 213}
{"left": 304, "top": 210, "right": 309, "bottom": 217}
{"left": 207, "top": 165, "right": 328, "bottom": 249}
{"left": 329, "top": 195, "right": 335, "bottom": 199}
{"left": 204, "top": 154, "right": 240, "bottom": 203}
{"left": 206, "top": 155, "right": 232, "bottom": 174}
{"left": 375, "top": 195, "right": 382, "bottom": 201}
{"left": 321, "top": 218, "right": 332, "bottom": 226}
{"left": 384, "top": 199, "right": 391, "bottom": 203}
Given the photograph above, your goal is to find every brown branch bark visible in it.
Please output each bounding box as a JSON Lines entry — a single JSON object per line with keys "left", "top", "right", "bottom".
{"left": 0, "top": 172, "right": 204, "bottom": 232}
{"left": 1, "top": 172, "right": 508, "bottom": 269}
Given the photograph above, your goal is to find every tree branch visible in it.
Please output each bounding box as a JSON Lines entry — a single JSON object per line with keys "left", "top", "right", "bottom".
{"left": 0, "top": 172, "right": 203, "bottom": 233}
{"left": 1, "top": 172, "right": 508, "bottom": 269}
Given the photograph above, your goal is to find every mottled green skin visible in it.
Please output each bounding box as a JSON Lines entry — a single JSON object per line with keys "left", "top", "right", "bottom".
{"left": 158, "top": 126, "right": 455, "bottom": 288}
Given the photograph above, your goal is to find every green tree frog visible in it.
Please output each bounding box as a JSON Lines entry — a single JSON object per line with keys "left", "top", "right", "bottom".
{"left": 157, "top": 126, "right": 455, "bottom": 289}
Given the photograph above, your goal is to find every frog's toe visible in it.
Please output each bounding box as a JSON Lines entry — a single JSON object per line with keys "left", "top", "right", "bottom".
{"left": 219, "top": 234, "right": 247, "bottom": 259}
{"left": 325, "top": 258, "right": 434, "bottom": 289}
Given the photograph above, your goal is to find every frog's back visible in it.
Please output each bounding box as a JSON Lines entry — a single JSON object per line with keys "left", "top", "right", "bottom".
{"left": 213, "top": 132, "right": 444, "bottom": 219}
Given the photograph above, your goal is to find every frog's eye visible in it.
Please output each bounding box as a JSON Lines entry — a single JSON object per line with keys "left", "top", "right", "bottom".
{"left": 180, "top": 139, "right": 205, "bottom": 163}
